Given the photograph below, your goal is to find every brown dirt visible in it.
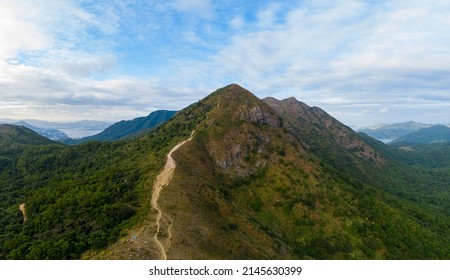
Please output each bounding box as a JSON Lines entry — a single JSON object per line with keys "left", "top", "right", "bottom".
{"left": 19, "top": 203, "right": 27, "bottom": 223}
{"left": 83, "top": 131, "right": 194, "bottom": 260}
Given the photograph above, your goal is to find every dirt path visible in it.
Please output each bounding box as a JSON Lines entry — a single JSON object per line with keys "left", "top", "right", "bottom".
{"left": 19, "top": 203, "right": 27, "bottom": 223}
{"left": 84, "top": 131, "right": 195, "bottom": 260}
{"left": 151, "top": 131, "right": 195, "bottom": 260}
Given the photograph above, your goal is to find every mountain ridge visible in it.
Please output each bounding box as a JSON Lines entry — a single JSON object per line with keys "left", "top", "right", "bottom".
{"left": 0, "top": 124, "right": 55, "bottom": 146}
{"left": 12, "top": 121, "right": 68, "bottom": 140}
{"left": 390, "top": 124, "right": 450, "bottom": 145}
{"left": 158, "top": 85, "right": 448, "bottom": 259}
{"left": 358, "top": 121, "right": 433, "bottom": 141}
{"left": 63, "top": 110, "right": 177, "bottom": 144}
{"left": 91, "top": 84, "right": 448, "bottom": 259}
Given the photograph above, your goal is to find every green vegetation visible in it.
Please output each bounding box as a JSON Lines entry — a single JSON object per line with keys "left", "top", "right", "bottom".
{"left": 0, "top": 85, "right": 449, "bottom": 260}
{"left": 156, "top": 85, "right": 449, "bottom": 259}
{"left": 1, "top": 135, "right": 143, "bottom": 259}
{"left": 0, "top": 102, "right": 210, "bottom": 260}
{"left": 359, "top": 133, "right": 450, "bottom": 215}
{"left": 63, "top": 110, "right": 177, "bottom": 144}
{"left": 389, "top": 125, "right": 450, "bottom": 145}
{"left": 357, "top": 121, "right": 432, "bottom": 140}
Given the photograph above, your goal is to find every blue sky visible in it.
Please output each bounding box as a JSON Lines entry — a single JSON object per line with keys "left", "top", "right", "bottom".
{"left": 1, "top": 0, "right": 450, "bottom": 128}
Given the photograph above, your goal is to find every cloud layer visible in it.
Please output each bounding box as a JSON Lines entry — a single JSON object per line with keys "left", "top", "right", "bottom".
{"left": 1, "top": 0, "right": 449, "bottom": 126}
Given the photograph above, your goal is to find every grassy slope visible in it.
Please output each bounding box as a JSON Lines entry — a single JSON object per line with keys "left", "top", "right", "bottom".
{"left": 265, "top": 97, "right": 449, "bottom": 216}
{"left": 159, "top": 85, "right": 449, "bottom": 259}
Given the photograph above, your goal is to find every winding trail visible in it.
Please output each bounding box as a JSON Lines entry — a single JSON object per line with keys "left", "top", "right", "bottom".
{"left": 19, "top": 203, "right": 27, "bottom": 223}
{"left": 151, "top": 131, "right": 195, "bottom": 260}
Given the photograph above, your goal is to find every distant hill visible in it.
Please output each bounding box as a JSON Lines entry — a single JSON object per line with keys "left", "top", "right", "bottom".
{"left": 12, "top": 121, "right": 68, "bottom": 140}
{"left": 358, "top": 121, "right": 432, "bottom": 141}
{"left": 0, "top": 118, "right": 112, "bottom": 130}
{"left": 390, "top": 125, "right": 450, "bottom": 145}
{"left": 0, "top": 124, "right": 56, "bottom": 166}
{"left": 0, "top": 124, "right": 55, "bottom": 146}
{"left": 65, "top": 110, "right": 177, "bottom": 144}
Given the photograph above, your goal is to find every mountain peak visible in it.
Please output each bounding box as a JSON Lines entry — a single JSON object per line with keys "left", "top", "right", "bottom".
{"left": 264, "top": 96, "right": 382, "bottom": 163}
{"left": 224, "top": 83, "right": 245, "bottom": 90}
{"left": 210, "top": 84, "right": 258, "bottom": 101}
{"left": 205, "top": 85, "right": 282, "bottom": 129}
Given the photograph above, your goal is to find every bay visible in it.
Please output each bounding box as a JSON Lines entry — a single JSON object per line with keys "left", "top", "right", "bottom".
{"left": 59, "top": 129, "right": 103, "bottom": 139}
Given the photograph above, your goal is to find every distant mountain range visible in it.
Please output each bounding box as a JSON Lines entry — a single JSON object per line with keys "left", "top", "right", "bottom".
{"left": 4, "top": 116, "right": 448, "bottom": 146}
{"left": 0, "top": 119, "right": 112, "bottom": 141}
{"left": 0, "top": 118, "right": 112, "bottom": 130}
{"left": 359, "top": 122, "right": 450, "bottom": 145}
{"left": 62, "top": 110, "right": 177, "bottom": 144}
{"left": 358, "top": 121, "right": 433, "bottom": 141}
{"left": 12, "top": 121, "right": 68, "bottom": 140}
{"left": 0, "top": 120, "right": 69, "bottom": 141}
{"left": 389, "top": 125, "right": 450, "bottom": 145}
{"left": 0, "top": 111, "right": 176, "bottom": 143}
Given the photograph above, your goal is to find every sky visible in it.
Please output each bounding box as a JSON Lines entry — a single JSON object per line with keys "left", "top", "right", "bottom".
{"left": 1, "top": 0, "right": 450, "bottom": 128}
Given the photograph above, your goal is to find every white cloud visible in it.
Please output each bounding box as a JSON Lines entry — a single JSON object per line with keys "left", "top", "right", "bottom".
{"left": 0, "top": 62, "right": 199, "bottom": 121}
{"left": 230, "top": 16, "right": 245, "bottom": 29}
{"left": 0, "top": 1, "right": 142, "bottom": 121}
{"left": 182, "top": 31, "right": 202, "bottom": 43}
{"left": 171, "top": 0, "right": 214, "bottom": 18}
{"left": 256, "top": 3, "right": 282, "bottom": 28}
{"left": 154, "top": 0, "right": 450, "bottom": 127}
{"left": 2, "top": 0, "right": 450, "bottom": 126}
{"left": 0, "top": 1, "right": 52, "bottom": 60}
{"left": 47, "top": 54, "right": 117, "bottom": 78}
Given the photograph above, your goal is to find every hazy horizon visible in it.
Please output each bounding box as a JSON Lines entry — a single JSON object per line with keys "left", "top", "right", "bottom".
{"left": 1, "top": 1, "right": 450, "bottom": 128}
{"left": 2, "top": 108, "right": 449, "bottom": 131}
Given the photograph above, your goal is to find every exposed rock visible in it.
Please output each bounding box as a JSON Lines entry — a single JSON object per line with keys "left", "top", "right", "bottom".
{"left": 239, "top": 105, "right": 282, "bottom": 128}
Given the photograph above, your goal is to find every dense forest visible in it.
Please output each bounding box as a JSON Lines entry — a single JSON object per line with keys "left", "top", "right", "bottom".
{"left": 0, "top": 102, "right": 204, "bottom": 260}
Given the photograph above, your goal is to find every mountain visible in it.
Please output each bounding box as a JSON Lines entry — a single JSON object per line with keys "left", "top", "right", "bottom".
{"left": 24, "top": 120, "right": 112, "bottom": 130}
{"left": 64, "top": 110, "right": 177, "bottom": 144}
{"left": 0, "top": 124, "right": 55, "bottom": 146}
{"left": 92, "top": 84, "right": 449, "bottom": 260}
{"left": 359, "top": 132, "right": 450, "bottom": 171}
{"left": 262, "top": 97, "right": 449, "bottom": 215}
{"left": 0, "top": 120, "right": 69, "bottom": 141}
{"left": 0, "top": 119, "right": 112, "bottom": 130}
{"left": 0, "top": 124, "right": 57, "bottom": 169}
{"left": 12, "top": 121, "right": 68, "bottom": 141}
{"left": 0, "top": 85, "right": 448, "bottom": 260}
{"left": 358, "top": 121, "right": 432, "bottom": 141}
{"left": 389, "top": 125, "right": 450, "bottom": 145}
{"left": 264, "top": 97, "right": 383, "bottom": 174}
